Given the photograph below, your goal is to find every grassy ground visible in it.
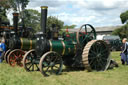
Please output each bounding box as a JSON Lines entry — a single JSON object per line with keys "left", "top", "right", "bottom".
{"left": 0, "top": 51, "right": 128, "bottom": 85}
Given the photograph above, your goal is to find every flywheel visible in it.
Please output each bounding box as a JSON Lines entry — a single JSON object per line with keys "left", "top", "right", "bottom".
{"left": 82, "top": 40, "right": 110, "bottom": 71}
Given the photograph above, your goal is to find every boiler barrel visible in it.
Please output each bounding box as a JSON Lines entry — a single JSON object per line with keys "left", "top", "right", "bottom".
{"left": 9, "top": 37, "right": 36, "bottom": 50}
{"left": 20, "top": 38, "right": 36, "bottom": 50}
{"left": 49, "top": 40, "right": 76, "bottom": 56}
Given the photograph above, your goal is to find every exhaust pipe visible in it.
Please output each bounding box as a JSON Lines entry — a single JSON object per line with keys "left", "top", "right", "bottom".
{"left": 13, "top": 13, "right": 19, "bottom": 34}
{"left": 0, "top": 18, "right": 1, "bottom": 27}
{"left": 41, "top": 6, "right": 48, "bottom": 34}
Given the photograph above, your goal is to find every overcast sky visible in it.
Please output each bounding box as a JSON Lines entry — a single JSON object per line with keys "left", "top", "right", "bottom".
{"left": 9, "top": 0, "right": 128, "bottom": 27}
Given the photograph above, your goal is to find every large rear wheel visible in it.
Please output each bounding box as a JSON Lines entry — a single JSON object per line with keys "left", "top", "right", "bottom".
{"left": 82, "top": 40, "right": 110, "bottom": 71}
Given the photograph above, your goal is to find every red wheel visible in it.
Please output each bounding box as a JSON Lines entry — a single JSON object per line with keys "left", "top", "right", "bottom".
{"left": 8, "top": 49, "right": 25, "bottom": 67}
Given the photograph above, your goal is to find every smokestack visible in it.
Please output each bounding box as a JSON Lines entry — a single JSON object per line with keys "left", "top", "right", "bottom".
{"left": 41, "top": 6, "right": 48, "bottom": 34}
{"left": 13, "top": 13, "right": 19, "bottom": 34}
{"left": 0, "top": 18, "right": 1, "bottom": 27}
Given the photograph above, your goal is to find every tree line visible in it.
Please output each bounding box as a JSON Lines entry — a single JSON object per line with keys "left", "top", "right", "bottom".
{"left": 112, "top": 10, "right": 128, "bottom": 39}
{"left": 0, "top": 0, "right": 76, "bottom": 33}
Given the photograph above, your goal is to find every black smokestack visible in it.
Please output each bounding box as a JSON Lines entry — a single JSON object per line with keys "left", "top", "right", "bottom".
{"left": 41, "top": 6, "right": 48, "bottom": 34}
{"left": 0, "top": 18, "right": 1, "bottom": 27}
{"left": 13, "top": 13, "right": 19, "bottom": 34}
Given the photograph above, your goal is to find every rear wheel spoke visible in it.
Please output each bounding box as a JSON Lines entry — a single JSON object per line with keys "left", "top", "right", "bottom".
{"left": 45, "top": 66, "right": 50, "bottom": 73}
{"left": 32, "top": 64, "right": 34, "bottom": 71}
{"left": 28, "top": 64, "right": 33, "bottom": 69}
{"left": 35, "top": 64, "right": 39, "bottom": 69}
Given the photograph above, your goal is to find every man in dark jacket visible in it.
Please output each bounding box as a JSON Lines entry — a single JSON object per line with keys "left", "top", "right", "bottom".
{"left": 121, "top": 38, "right": 128, "bottom": 65}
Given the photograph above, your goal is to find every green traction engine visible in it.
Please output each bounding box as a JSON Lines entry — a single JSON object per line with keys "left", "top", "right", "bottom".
{"left": 6, "top": 37, "right": 36, "bottom": 67}
{"left": 4, "top": 13, "right": 36, "bottom": 67}
{"left": 23, "top": 6, "right": 110, "bottom": 76}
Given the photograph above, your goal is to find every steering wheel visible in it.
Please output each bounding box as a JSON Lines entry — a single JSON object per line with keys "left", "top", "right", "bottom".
{"left": 76, "top": 24, "right": 96, "bottom": 45}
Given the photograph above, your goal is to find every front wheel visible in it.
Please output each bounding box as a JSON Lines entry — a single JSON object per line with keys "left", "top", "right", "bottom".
{"left": 23, "top": 49, "right": 39, "bottom": 71}
{"left": 39, "top": 51, "right": 63, "bottom": 77}
{"left": 4, "top": 49, "right": 11, "bottom": 63}
{"left": 7, "top": 49, "right": 25, "bottom": 67}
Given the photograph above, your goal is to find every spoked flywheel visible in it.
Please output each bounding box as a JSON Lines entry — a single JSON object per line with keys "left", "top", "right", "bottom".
{"left": 4, "top": 49, "right": 11, "bottom": 63}
{"left": 7, "top": 49, "right": 25, "bottom": 67}
{"left": 23, "top": 49, "right": 39, "bottom": 71}
{"left": 82, "top": 40, "right": 110, "bottom": 71}
{"left": 76, "top": 24, "right": 96, "bottom": 45}
{"left": 39, "top": 51, "right": 63, "bottom": 77}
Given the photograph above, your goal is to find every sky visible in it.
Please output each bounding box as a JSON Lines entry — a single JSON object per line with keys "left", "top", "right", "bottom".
{"left": 8, "top": 0, "right": 128, "bottom": 28}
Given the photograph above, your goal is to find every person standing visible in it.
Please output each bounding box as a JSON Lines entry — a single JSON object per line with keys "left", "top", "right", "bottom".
{"left": 0, "top": 39, "right": 3, "bottom": 63}
{"left": 0, "top": 37, "right": 6, "bottom": 63}
{"left": 121, "top": 38, "right": 128, "bottom": 65}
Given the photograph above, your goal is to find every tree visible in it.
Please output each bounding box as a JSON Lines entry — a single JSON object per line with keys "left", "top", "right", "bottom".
{"left": 120, "top": 10, "right": 128, "bottom": 24}
{"left": 112, "top": 24, "right": 128, "bottom": 39}
{"left": 47, "top": 16, "right": 64, "bottom": 30}
{"left": 112, "top": 10, "right": 128, "bottom": 39}
{"left": 9, "top": 0, "right": 30, "bottom": 28}
{"left": 0, "top": 0, "right": 30, "bottom": 23}
{"left": 0, "top": 7, "right": 8, "bottom": 22}
{"left": 0, "top": 0, "right": 10, "bottom": 9}
{"left": 0, "top": 0, "right": 10, "bottom": 22}
{"left": 112, "top": 11, "right": 128, "bottom": 39}
{"left": 19, "top": 9, "right": 41, "bottom": 32}
{"left": 18, "top": 9, "right": 66, "bottom": 33}
{"left": 63, "top": 24, "right": 76, "bottom": 29}
{"left": 9, "top": 0, "right": 29, "bottom": 12}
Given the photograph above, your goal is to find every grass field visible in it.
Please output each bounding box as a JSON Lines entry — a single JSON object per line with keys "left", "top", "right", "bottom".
{"left": 0, "top": 51, "right": 128, "bottom": 85}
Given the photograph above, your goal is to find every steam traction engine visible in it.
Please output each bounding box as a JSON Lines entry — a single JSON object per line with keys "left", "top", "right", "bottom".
{"left": 0, "top": 16, "right": 15, "bottom": 63}
{"left": 23, "top": 6, "right": 110, "bottom": 76}
{"left": 3, "top": 13, "right": 36, "bottom": 67}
